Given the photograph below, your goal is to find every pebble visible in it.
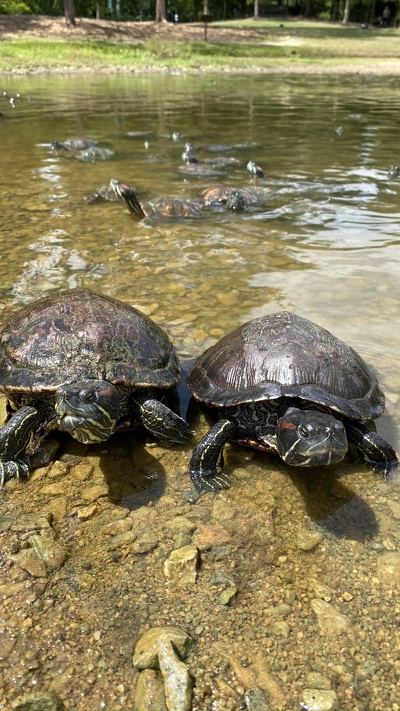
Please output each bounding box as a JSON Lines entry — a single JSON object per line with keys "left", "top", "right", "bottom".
{"left": 81, "top": 484, "right": 108, "bottom": 502}
{"left": 29, "top": 531, "right": 67, "bottom": 571}
{"left": 218, "top": 585, "right": 238, "bottom": 606}
{"left": 300, "top": 688, "right": 338, "bottom": 711}
{"left": 310, "top": 599, "right": 352, "bottom": 637}
{"left": 375, "top": 551, "right": 400, "bottom": 588}
{"left": 193, "top": 523, "right": 231, "bottom": 550}
{"left": 11, "top": 693, "right": 65, "bottom": 710}
{"left": 163, "top": 545, "right": 199, "bottom": 586}
{"left": 131, "top": 530, "right": 159, "bottom": 554}
{"left": 296, "top": 528, "right": 324, "bottom": 551}
{"left": 305, "top": 672, "right": 332, "bottom": 690}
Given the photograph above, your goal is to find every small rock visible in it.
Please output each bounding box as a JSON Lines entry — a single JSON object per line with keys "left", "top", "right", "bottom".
{"left": 0, "top": 633, "right": 16, "bottom": 661}
{"left": 296, "top": 528, "right": 324, "bottom": 551}
{"left": 163, "top": 545, "right": 199, "bottom": 587}
{"left": 29, "top": 532, "right": 67, "bottom": 571}
{"left": 107, "top": 530, "right": 138, "bottom": 551}
{"left": 300, "top": 688, "right": 338, "bottom": 711}
{"left": 311, "top": 599, "right": 352, "bottom": 637}
{"left": 81, "top": 484, "right": 108, "bottom": 503}
{"left": 12, "top": 551, "right": 47, "bottom": 578}
{"left": 101, "top": 519, "right": 132, "bottom": 536}
{"left": 131, "top": 531, "right": 159, "bottom": 554}
{"left": 11, "top": 693, "right": 65, "bottom": 711}
{"left": 193, "top": 523, "right": 231, "bottom": 550}
{"left": 244, "top": 688, "right": 270, "bottom": 711}
{"left": 218, "top": 585, "right": 238, "bottom": 606}
{"left": 134, "top": 669, "right": 167, "bottom": 711}
{"left": 305, "top": 672, "right": 332, "bottom": 690}
{"left": 75, "top": 503, "right": 98, "bottom": 521}
{"left": 355, "top": 659, "right": 379, "bottom": 682}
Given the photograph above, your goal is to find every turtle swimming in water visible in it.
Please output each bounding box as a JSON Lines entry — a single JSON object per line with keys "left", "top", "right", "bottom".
{"left": 187, "top": 311, "right": 397, "bottom": 492}
{"left": 201, "top": 186, "right": 259, "bottom": 211}
{"left": 0, "top": 288, "right": 191, "bottom": 486}
{"left": 51, "top": 138, "right": 98, "bottom": 151}
{"left": 110, "top": 178, "right": 203, "bottom": 220}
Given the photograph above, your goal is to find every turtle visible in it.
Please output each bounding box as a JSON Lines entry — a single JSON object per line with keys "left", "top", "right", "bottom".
{"left": 51, "top": 138, "right": 98, "bottom": 151}
{"left": 110, "top": 178, "right": 203, "bottom": 220}
{"left": 201, "top": 186, "right": 259, "bottom": 211}
{"left": 0, "top": 288, "right": 191, "bottom": 486}
{"left": 84, "top": 184, "right": 120, "bottom": 204}
{"left": 186, "top": 311, "right": 398, "bottom": 492}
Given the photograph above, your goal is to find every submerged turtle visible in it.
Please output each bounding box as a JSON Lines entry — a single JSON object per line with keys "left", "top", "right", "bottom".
{"left": 110, "top": 178, "right": 203, "bottom": 220}
{"left": 51, "top": 138, "right": 98, "bottom": 151}
{"left": 201, "top": 186, "right": 259, "bottom": 211}
{"left": 187, "top": 311, "right": 397, "bottom": 492}
{"left": 0, "top": 288, "right": 191, "bottom": 486}
{"left": 84, "top": 184, "right": 120, "bottom": 204}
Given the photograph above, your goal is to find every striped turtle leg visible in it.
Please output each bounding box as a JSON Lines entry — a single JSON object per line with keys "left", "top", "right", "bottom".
{"left": 189, "top": 419, "right": 236, "bottom": 492}
{"left": 345, "top": 421, "right": 398, "bottom": 477}
{"left": 132, "top": 394, "right": 192, "bottom": 444}
{"left": 0, "top": 406, "right": 39, "bottom": 487}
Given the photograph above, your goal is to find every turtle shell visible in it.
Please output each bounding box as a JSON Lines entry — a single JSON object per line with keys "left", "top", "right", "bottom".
{"left": 0, "top": 289, "right": 181, "bottom": 393}
{"left": 187, "top": 311, "right": 384, "bottom": 422}
{"left": 201, "top": 186, "right": 258, "bottom": 207}
{"left": 144, "top": 196, "right": 203, "bottom": 219}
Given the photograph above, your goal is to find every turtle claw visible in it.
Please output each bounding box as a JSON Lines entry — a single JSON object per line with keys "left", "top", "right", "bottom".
{"left": 0, "top": 458, "right": 30, "bottom": 488}
{"left": 190, "top": 468, "right": 231, "bottom": 493}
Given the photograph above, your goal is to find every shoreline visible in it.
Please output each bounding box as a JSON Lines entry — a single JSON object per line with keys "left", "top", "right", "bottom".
{"left": 1, "top": 14, "right": 400, "bottom": 76}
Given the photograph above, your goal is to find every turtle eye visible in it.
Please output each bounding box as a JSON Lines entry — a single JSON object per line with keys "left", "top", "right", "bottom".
{"left": 300, "top": 425, "right": 311, "bottom": 438}
{"left": 80, "top": 389, "right": 96, "bottom": 404}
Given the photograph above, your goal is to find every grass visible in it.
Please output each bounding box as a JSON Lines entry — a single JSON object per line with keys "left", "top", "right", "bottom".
{"left": 0, "top": 18, "right": 400, "bottom": 73}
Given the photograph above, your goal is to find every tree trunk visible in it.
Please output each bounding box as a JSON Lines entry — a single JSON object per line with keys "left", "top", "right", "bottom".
{"left": 64, "top": 0, "right": 76, "bottom": 25}
{"left": 116, "top": 0, "right": 121, "bottom": 18}
{"left": 342, "top": 0, "right": 351, "bottom": 23}
{"left": 254, "top": 0, "right": 259, "bottom": 18}
{"left": 155, "top": 0, "right": 167, "bottom": 21}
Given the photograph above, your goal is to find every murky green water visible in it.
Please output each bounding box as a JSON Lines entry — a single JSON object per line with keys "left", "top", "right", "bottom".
{"left": 1, "top": 73, "right": 400, "bottom": 710}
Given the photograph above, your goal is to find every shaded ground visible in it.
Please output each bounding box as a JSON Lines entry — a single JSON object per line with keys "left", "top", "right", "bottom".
{"left": 0, "top": 14, "right": 264, "bottom": 43}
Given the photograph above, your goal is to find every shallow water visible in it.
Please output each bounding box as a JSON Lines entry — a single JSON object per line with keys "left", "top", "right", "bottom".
{"left": 0, "top": 73, "right": 400, "bottom": 710}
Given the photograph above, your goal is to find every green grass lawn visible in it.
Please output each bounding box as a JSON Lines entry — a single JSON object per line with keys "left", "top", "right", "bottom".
{"left": 0, "top": 18, "right": 399, "bottom": 73}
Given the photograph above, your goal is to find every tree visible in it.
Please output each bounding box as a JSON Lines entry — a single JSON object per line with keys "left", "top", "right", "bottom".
{"left": 155, "top": 0, "right": 167, "bottom": 20}
{"left": 64, "top": 0, "right": 76, "bottom": 25}
{"left": 254, "top": 0, "right": 260, "bottom": 18}
{"left": 342, "top": 0, "right": 352, "bottom": 22}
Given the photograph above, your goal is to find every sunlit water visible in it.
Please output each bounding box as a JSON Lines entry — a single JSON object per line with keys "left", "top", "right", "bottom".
{"left": 1, "top": 72, "right": 400, "bottom": 709}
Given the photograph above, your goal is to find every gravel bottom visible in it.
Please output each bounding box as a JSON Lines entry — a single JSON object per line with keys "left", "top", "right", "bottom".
{"left": 1, "top": 406, "right": 400, "bottom": 710}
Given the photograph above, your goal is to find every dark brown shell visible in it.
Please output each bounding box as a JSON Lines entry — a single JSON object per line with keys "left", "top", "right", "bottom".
{"left": 201, "top": 186, "right": 258, "bottom": 206}
{"left": 187, "top": 311, "right": 384, "bottom": 422}
{"left": 143, "top": 196, "right": 203, "bottom": 219}
{"left": 0, "top": 289, "right": 181, "bottom": 393}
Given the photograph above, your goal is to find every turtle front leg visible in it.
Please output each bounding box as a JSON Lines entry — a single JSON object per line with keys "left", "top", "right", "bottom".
{"left": 133, "top": 394, "right": 192, "bottom": 444}
{"left": 345, "top": 421, "right": 398, "bottom": 476}
{"left": 189, "top": 419, "right": 236, "bottom": 493}
{"left": 0, "top": 407, "right": 39, "bottom": 487}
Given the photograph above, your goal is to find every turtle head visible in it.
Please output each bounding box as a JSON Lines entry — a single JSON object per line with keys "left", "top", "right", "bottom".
{"left": 276, "top": 408, "right": 348, "bottom": 467}
{"left": 109, "top": 178, "right": 146, "bottom": 218}
{"left": 55, "top": 380, "right": 120, "bottom": 443}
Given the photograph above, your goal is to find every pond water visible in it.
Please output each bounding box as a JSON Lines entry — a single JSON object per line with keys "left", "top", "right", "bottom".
{"left": 1, "top": 72, "right": 400, "bottom": 711}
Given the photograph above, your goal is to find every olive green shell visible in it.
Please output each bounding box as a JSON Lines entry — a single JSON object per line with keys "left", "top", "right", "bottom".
{"left": 187, "top": 311, "right": 385, "bottom": 422}
{"left": 0, "top": 288, "right": 181, "bottom": 393}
